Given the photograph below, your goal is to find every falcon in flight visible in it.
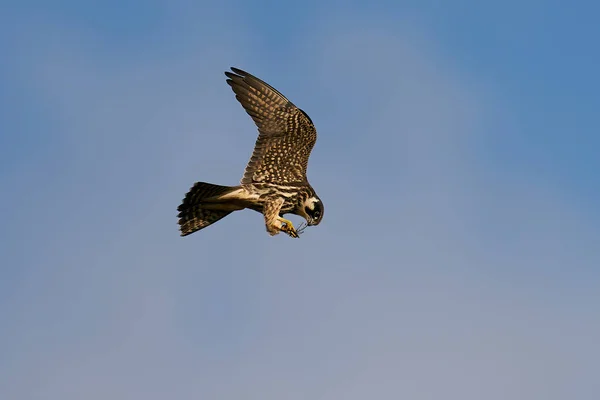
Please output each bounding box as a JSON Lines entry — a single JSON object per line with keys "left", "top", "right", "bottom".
{"left": 177, "top": 67, "right": 324, "bottom": 238}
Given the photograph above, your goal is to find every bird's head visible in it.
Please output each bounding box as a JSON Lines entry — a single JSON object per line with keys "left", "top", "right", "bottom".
{"left": 301, "top": 196, "right": 324, "bottom": 226}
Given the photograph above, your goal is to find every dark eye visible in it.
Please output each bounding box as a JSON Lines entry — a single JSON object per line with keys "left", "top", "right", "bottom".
{"left": 314, "top": 211, "right": 321, "bottom": 219}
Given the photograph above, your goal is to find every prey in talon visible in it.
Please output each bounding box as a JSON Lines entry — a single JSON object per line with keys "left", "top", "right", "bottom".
{"left": 280, "top": 218, "right": 305, "bottom": 238}
{"left": 177, "top": 67, "right": 324, "bottom": 238}
{"left": 281, "top": 222, "right": 299, "bottom": 238}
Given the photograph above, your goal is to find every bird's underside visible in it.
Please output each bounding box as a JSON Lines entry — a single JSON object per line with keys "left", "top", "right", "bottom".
{"left": 177, "top": 67, "right": 322, "bottom": 238}
{"left": 177, "top": 182, "right": 304, "bottom": 238}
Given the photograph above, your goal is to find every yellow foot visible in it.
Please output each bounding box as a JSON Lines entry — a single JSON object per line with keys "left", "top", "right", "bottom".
{"left": 278, "top": 217, "right": 299, "bottom": 238}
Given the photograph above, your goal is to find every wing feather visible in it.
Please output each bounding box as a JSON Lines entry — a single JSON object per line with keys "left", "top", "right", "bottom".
{"left": 225, "top": 67, "right": 317, "bottom": 186}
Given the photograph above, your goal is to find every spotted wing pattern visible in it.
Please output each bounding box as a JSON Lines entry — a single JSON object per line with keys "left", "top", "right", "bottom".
{"left": 225, "top": 68, "right": 317, "bottom": 186}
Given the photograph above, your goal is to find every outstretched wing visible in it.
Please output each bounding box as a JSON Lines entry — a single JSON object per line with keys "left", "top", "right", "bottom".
{"left": 225, "top": 67, "right": 317, "bottom": 186}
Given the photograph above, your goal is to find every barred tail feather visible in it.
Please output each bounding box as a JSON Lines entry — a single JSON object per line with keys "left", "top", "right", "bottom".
{"left": 177, "top": 182, "right": 239, "bottom": 236}
{"left": 178, "top": 208, "right": 232, "bottom": 236}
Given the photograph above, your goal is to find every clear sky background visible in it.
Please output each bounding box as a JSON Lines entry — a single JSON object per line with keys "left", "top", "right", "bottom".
{"left": 1, "top": 1, "right": 599, "bottom": 399}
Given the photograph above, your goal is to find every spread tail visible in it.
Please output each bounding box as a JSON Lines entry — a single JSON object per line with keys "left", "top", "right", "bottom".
{"left": 177, "top": 182, "right": 239, "bottom": 236}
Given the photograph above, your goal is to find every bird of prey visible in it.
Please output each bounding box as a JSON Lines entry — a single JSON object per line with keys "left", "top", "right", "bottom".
{"left": 177, "top": 67, "right": 324, "bottom": 238}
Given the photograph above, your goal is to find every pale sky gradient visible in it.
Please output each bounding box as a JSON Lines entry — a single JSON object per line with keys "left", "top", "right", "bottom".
{"left": 1, "top": 1, "right": 599, "bottom": 399}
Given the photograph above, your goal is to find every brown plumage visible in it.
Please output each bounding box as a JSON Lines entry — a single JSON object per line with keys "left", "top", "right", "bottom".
{"left": 177, "top": 67, "right": 324, "bottom": 238}
{"left": 225, "top": 67, "right": 317, "bottom": 185}
{"left": 177, "top": 183, "right": 237, "bottom": 236}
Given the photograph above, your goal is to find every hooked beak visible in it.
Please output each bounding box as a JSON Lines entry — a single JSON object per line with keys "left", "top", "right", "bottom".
{"left": 307, "top": 217, "right": 319, "bottom": 226}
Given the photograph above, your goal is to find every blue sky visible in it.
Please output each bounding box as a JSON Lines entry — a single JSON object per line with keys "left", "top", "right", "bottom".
{"left": 1, "top": 1, "right": 599, "bottom": 399}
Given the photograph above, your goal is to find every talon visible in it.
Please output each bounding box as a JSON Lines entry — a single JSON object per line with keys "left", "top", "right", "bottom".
{"left": 278, "top": 217, "right": 300, "bottom": 238}
{"left": 285, "top": 228, "right": 299, "bottom": 238}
